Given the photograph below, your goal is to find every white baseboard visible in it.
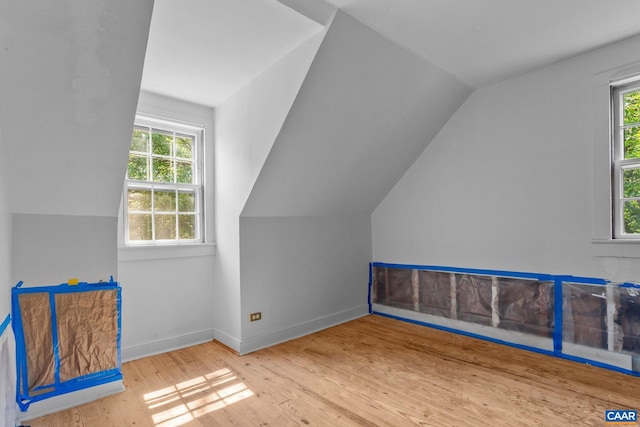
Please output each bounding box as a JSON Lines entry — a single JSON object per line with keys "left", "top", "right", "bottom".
{"left": 121, "top": 305, "right": 370, "bottom": 361}
{"left": 239, "top": 305, "right": 370, "bottom": 355}
{"left": 213, "top": 329, "right": 241, "bottom": 353}
{"left": 122, "top": 329, "right": 215, "bottom": 362}
{"left": 16, "top": 379, "right": 125, "bottom": 423}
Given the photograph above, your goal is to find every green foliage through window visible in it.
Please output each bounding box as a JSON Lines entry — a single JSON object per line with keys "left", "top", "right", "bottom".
{"left": 125, "top": 120, "right": 202, "bottom": 243}
{"left": 617, "top": 86, "right": 640, "bottom": 235}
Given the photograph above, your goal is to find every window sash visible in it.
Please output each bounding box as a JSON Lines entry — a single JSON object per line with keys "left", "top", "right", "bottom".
{"left": 612, "top": 80, "right": 640, "bottom": 239}
{"left": 124, "top": 115, "right": 205, "bottom": 246}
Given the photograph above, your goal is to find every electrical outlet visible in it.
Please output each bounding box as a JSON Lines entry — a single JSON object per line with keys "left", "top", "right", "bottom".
{"left": 250, "top": 312, "right": 262, "bottom": 322}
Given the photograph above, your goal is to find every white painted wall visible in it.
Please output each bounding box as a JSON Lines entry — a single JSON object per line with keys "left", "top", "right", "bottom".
{"left": 213, "top": 32, "right": 325, "bottom": 351}
{"left": 372, "top": 34, "right": 640, "bottom": 283}
{"left": 0, "top": 0, "right": 152, "bottom": 303}
{"left": 0, "top": 0, "right": 153, "bottom": 217}
{"left": 239, "top": 216, "right": 371, "bottom": 353}
{"left": 0, "top": 1, "right": 152, "bottom": 419}
{"left": 234, "top": 11, "right": 470, "bottom": 353}
{"left": 0, "top": 122, "right": 11, "bottom": 318}
{"left": 118, "top": 92, "right": 216, "bottom": 361}
{"left": 0, "top": 118, "right": 16, "bottom": 427}
{"left": 13, "top": 214, "right": 116, "bottom": 286}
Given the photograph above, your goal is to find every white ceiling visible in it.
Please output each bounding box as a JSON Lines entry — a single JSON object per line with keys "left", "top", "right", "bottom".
{"left": 140, "top": 0, "right": 324, "bottom": 107}
{"left": 325, "top": 0, "right": 640, "bottom": 88}
{"left": 141, "top": 0, "right": 640, "bottom": 107}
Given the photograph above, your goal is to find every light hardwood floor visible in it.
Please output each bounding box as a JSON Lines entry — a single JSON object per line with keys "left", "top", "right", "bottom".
{"left": 25, "top": 314, "right": 640, "bottom": 426}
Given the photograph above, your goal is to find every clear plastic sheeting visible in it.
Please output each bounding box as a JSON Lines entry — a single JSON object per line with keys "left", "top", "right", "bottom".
{"left": 497, "top": 278, "right": 554, "bottom": 337}
{"left": 418, "top": 270, "right": 452, "bottom": 318}
{"left": 617, "top": 287, "right": 640, "bottom": 354}
{"left": 563, "top": 283, "right": 607, "bottom": 349}
{"left": 562, "top": 283, "right": 640, "bottom": 360}
{"left": 385, "top": 268, "right": 414, "bottom": 311}
{"left": 455, "top": 274, "right": 492, "bottom": 325}
{"left": 373, "top": 266, "right": 553, "bottom": 334}
{"left": 371, "top": 263, "right": 640, "bottom": 375}
{"left": 12, "top": 280, "right": 122, "bottom": 411}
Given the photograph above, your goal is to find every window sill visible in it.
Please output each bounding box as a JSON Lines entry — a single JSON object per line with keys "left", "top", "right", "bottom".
{"left": 592, "top": 239, "right": 640, "bottom": 258}
{"left": 118, "top": 243, "right": 216, "bottom": 262}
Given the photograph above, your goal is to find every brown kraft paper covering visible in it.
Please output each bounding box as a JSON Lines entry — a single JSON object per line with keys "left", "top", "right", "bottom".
{"left": 55, "top": 289, "right": 118, "bottom": 382}
{"left": 17, "top": 293, "right": 55, "bottom": 396}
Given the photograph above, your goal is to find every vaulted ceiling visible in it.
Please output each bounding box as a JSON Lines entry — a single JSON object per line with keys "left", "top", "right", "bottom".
{"left": 142, "top": 0, "right": 640, "bottom": 107}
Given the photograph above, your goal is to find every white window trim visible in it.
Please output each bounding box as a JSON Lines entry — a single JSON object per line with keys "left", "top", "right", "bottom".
{"left": 611, "top": 80, "right": 640, "bottom": 239}
{"left": 123, "top": 114, "right": 206, "bottom": 247}
{"left": 592, "top": 61, "right": 640, "bottom": 257}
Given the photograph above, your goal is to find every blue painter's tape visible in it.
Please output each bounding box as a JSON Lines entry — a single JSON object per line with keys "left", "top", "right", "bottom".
{"left": 556, "top": 275, "right": 609, "bottom": 286}
{"left": 13, "top": 282, "right": 119, "bottom": 295}
{"left": 553, "top": 279, "right": 563, "bottom": 354}
{"left": 373, "top": 311, "right": 640, "bottom": 377}
{"left": 371, "top": 262, "right": 622, "bottom": 287}
{"left": 12, "top": 287, "right": 29, "bottom": 403}
{"left": 116, "top": 287, "right": 122, "bottom": 368}
{"left": 619, "top": 282, "right": 640, "bottom": 289}
{"left": 368, "top": 263, "right": 373, "bottom": 314}
{"left": 0, "top": 314, "right": 9, "bottom": 337}
{"left": 371, "top": 262, "right": 555, "bottom": 282}
{"left": 49, "top": 291, "right": 61, "bottom": 386}
{"left": 19, "top": 371, "right": 123, "bottom": 410}
{"left": 12, "top": 279, "right": 123, "bottom": 411}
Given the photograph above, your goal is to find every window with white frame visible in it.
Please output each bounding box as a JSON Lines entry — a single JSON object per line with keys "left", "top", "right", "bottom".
{"left": 612, "top": 78, "right": 640, "bottom": 238}
{"left": 124, "top": 115, "right": 204, "bottom": 245}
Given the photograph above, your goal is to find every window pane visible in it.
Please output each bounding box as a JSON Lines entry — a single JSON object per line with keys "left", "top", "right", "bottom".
{"left": 128, "top": 154, "right": 148, "bottom": 181}
{"left": 623, "top": 168, "right": 640, "bottom": 198}
{"left": 131, "top": 128, "right": 149, "bottom": 152}
{"left": 152, "top": 130, "right": 173, "bottom": 156}
{"left": 176, "top": 161, "right": 193, "bottom": 184}
{"left": 176, "top": 135, "right": 193, "bottom": 159}
{"left": 624, "top": 90, "right": 640, "bottom": 125}
{"left": 128, "top": 189, "right": 152, "bottom": 211}
{"left": 152, "top": 157, "right": 174, "bottom": 182}
{"left": 623, "top": 200, "right": 640, "bottom": 234}
{"left": 178, "top": 192, "right": 195, "bottom": 212}
{"left": 154, "top": 190, "right": 176, "bottom": 212}
{"left": 128, "top": 214, "right": 152, "bottom": 240}
{"left": 154, "top": 214, "right": 176, "bottom": 240}
{"left": 624, "top": 126, "right": 640, "bottom": 159}
{"left": 178, "top": 214, "right": 196, "bottom": 239}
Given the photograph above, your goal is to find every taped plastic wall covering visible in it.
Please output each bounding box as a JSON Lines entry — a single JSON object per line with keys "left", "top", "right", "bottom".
{"left": 371, "top": 262, "right": 640, "bottom": 376}
{"left": 12, "top": 280, "right": 122, "bottom": 411}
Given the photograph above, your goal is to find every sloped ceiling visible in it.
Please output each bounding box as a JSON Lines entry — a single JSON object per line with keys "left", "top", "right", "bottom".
{"left": 241, "top": 11, "right": 472, "bottom": 217}
{"left": 0, "top": 0, "right": 154, "bottom": 217}
{"left": 140, "top": 0, "right": 325, "bottom": 107}
{"left": 142, "top": 0, "right": 640, "bottom": 106}
{"left": 323, "top": 0, "right": 640, "bottom": 88}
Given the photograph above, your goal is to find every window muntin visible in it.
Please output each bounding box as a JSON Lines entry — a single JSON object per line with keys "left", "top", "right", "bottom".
{"left": 612, "top": 80, "right": 640, "bottom": 238}
{"left": 124, "top": 117, "right": 204, "bottom": 245}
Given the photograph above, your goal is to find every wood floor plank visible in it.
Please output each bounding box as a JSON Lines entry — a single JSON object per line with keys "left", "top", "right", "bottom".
{"left": 24, "top": 314, "right": 640, "bottom": 426}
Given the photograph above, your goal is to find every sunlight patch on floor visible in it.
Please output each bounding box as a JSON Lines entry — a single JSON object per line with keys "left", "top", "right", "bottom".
{"left": 143, "top": 367, "right": 254, "bottom": 426}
